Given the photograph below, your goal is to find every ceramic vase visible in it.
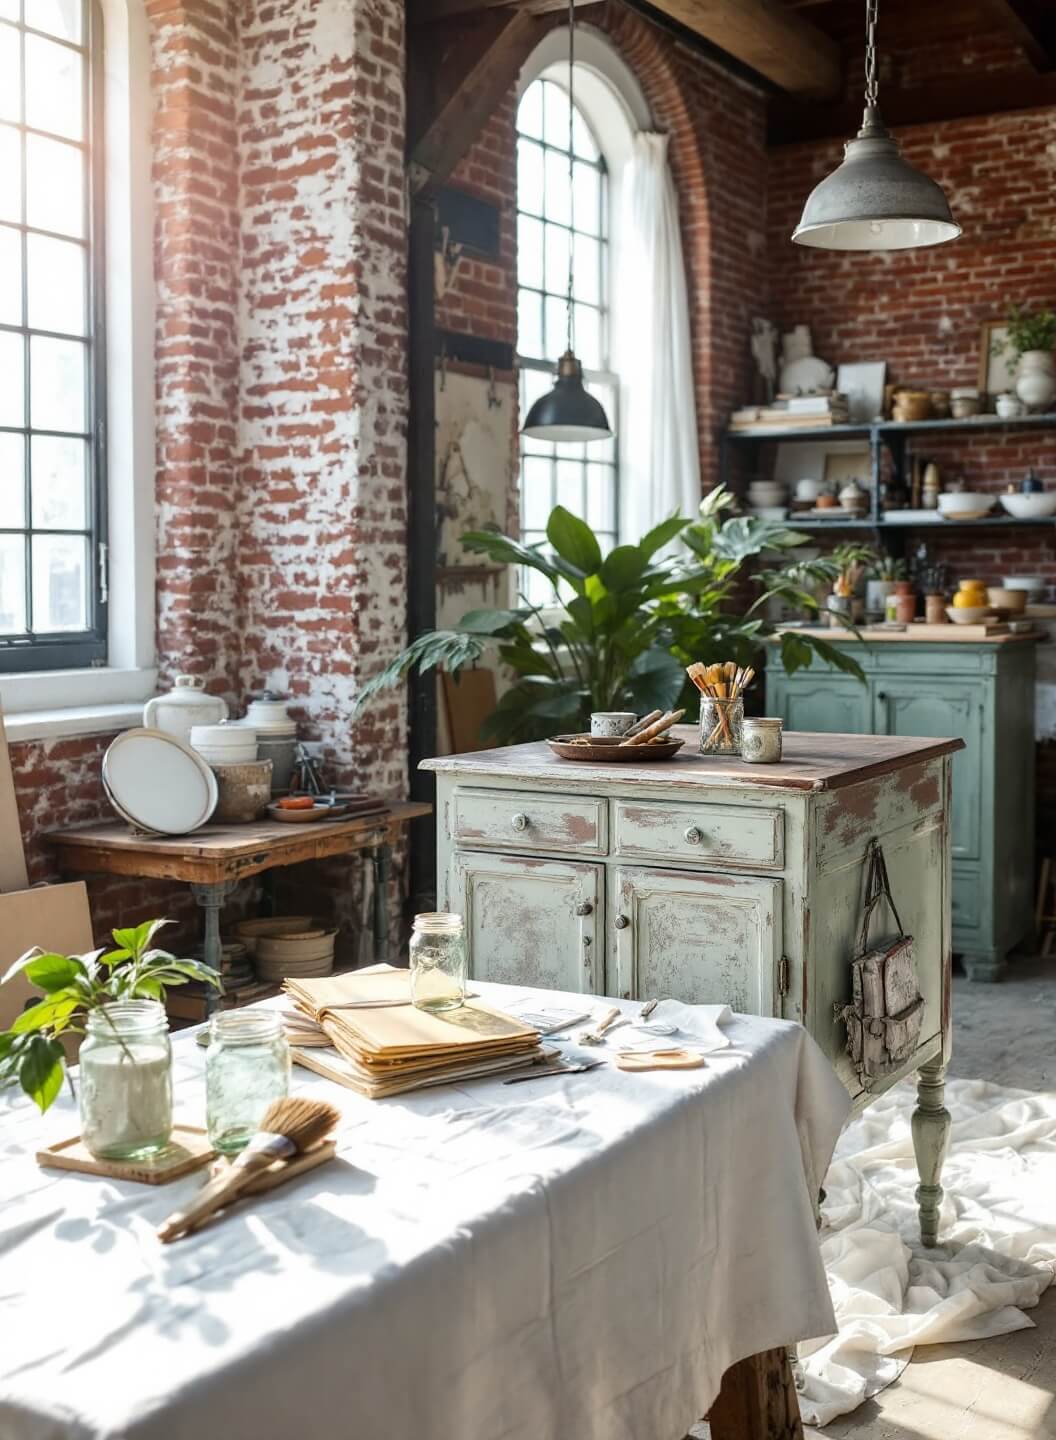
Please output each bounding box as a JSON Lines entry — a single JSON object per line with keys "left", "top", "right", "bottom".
{"left": 1015, "top": 351, "right": 1056, "bottom": 413}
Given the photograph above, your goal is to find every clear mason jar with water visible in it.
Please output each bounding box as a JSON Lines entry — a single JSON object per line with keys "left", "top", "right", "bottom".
{"left": 409, "top": 912, "right": 467, "bottom": 1012}
{"left": 205, "top": 1011, "right": 290, "bottom": 1154}
{"left": 79, "top": 1000, "right": 173, "bottom": 1161}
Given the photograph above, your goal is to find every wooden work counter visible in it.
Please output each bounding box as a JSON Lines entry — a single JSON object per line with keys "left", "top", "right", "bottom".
{"left": 46, "top": 802, "right": 431, "bottom": 1001}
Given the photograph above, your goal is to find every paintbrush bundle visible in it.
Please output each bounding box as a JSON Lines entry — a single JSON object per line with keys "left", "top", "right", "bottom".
{"left": 283, "top": 965, "right": 544, "bottom": 1098}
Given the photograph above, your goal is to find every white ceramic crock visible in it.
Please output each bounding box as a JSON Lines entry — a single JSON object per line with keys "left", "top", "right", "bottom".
{"left": 144, "top": 675, "right": 227, "bottom": 742}
{"left": 1015, "top": 351, "right": 1056, "bottom": 413}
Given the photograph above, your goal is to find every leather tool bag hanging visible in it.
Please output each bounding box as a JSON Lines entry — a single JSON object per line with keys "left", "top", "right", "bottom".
{"left": 838, "top": 838, "right": 924, "bottom": 1087}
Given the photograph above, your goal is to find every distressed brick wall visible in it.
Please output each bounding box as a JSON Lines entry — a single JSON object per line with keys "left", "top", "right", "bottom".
{"left": 768, "top": 103, "right": 1056, "bottom": 583}
{"left": 10, "top": 0, "right": 408, "bottom": 958}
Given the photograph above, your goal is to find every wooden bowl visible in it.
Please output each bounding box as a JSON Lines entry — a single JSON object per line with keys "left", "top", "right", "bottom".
{"left": 548, "top": 734, "right": 684, "bottom": 763}
{"left": 986, "top": 587, "right": 1027, "bottom": 615}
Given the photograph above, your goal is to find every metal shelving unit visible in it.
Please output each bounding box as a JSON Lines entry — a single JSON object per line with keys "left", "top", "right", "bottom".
{"left": 718, "top": 412, "right": 1056, "bottom": 548}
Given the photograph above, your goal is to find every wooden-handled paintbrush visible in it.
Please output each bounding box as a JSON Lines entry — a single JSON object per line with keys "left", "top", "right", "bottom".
{"left": 157, "top": 1096, "right": 340, "bottom": 1243}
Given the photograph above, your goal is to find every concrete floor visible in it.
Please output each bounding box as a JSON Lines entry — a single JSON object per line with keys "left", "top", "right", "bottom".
{"left": 816, "top": 953, "right": 1056, "bottom": 1440}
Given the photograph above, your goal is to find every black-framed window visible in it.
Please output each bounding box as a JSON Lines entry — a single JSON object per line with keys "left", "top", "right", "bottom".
{"left": 0, "top": 0, "right": 107, "bottom": 672}
{"left": 516, "top": 76, "right": 618, "bottom": 607}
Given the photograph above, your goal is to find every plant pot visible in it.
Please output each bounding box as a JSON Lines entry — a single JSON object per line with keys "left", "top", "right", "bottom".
{"left": 1015, "top": 350, "right": 1056, "bottom": 413}
{"left": 866, "top": 578, "right": 895, "bottom": 617}
{"left": 894, "top": 593, "right": 917, "bottom": 624}
{"left": 893, "top": 580, "right": 914, "bottom": 597}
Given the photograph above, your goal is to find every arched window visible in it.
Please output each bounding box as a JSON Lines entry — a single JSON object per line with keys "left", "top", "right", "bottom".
{"left": 0, "top": 0, "right": 107, "bottom": 670}
{"left": 516, "top": 74, "right": 617, "bottom": 605}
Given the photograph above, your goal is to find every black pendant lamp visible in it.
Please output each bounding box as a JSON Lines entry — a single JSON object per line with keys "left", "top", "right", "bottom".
{"left": 792, "top": 0, "right": 960, "bottom": 252}
{"left": 521, "top": 0, "right": 613, "bottom": 443}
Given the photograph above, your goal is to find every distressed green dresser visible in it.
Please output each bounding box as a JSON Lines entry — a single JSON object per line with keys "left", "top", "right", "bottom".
{"left": 767, "top": 634, "right": 1036, "bottom": 982}
{"left": 423, "top": 731, "right": 962, "bottom": 1245}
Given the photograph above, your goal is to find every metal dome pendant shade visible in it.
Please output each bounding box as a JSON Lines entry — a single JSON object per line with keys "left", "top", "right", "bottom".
{"left": 520, "top": 0, "right": 612, "bottom": 444}
{"left": 522, "top": 351, "right": 613, "bottom": 442}
{"left": 791, "top": 0, "right": 960, "bottom": 253}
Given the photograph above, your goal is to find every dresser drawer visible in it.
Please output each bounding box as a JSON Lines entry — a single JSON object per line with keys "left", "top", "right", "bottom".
{"left": 451, "top": 787, "right": 607, "bottom": 856}
{"left": 612, "top": 800, "right": 783, "bottom": 869}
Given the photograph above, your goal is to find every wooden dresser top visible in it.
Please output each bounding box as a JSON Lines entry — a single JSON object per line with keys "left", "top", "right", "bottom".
{"left": 421, "top": 729, "right": 965, "bottom": 794}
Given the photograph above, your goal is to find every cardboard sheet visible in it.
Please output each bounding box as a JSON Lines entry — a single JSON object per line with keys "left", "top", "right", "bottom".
{"left": 0, "top": 883, "right": 94, "bottom": 1049}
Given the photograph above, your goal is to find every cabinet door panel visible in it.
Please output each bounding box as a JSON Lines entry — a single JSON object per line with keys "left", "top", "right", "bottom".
{"left": 609, "top": 866, "right": 782, "bottom": 1015}
{"left": 874, "top": 683, "right": 982, "bottom": 860}
{"left": 770, "top": 678, "right": 871, "bottom": 736}
{"left": 452, "top": 854, "right": 602, "bottom": 994}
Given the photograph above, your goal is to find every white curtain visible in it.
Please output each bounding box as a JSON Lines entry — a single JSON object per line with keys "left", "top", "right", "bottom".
{"left": 614, "top": 131, "right": 701, "bottom": 543}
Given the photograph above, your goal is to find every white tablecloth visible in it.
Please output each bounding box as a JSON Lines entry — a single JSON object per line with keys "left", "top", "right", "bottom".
{"left": 0, "top": 987, "right": 849, "bottom": 1440}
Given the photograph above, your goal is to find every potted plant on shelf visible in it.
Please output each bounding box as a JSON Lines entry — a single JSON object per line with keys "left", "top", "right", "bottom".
{"left": 827, "top": 543, "right": 878, "bottom": 626}
{"left": 0, "top": 920, "right": 220, "bottom": 1160}
{"left": 865, "top": 551, "right": 907, "bottom": 620}
{"left": 995, "top": 305, "right": 1056, "bottom": 413}
{"left": 352, "top": 487, "right": 863, "bottom": 746}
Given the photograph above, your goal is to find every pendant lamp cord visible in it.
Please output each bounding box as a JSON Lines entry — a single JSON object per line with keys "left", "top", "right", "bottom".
{"left": 864, "top": 0, "right": 878, "bottom": 109}
{"left": 565, "top": 0, "right": 575, "bottom": 357}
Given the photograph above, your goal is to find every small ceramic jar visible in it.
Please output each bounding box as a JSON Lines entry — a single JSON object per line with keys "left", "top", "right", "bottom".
{"left": 950, "top": 388, "right": 981, "bottom": 419}
{"left": 924, "top": 594, "right": 947, "bottom": 624}
{"left": 996, "top": 393, "right": 1024, "bottom": 419}
{"left": 590, "top": 712, "right": 636, "bottom": 737}
{"left": 741, "top": 717, "right": 783, "bottom": 764}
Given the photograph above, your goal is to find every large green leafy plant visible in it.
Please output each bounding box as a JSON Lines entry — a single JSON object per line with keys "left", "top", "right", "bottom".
{"left": 0, "top": 919, "right": 220, "bottom": 1112}
{"left": 356, "top": 488, "right": 863, "bottom": 744}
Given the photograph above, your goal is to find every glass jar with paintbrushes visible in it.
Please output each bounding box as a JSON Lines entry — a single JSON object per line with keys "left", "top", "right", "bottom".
{"left": 686, "top": 661, "right": 755, "bottom": 756}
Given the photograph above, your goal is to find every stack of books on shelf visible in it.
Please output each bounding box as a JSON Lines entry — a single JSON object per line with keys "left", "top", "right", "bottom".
{"left": 729, "top": 392, "right": 851, "bottom": 431}
{"left": 282, "top": 964, "right": 545, "bottom": 1098}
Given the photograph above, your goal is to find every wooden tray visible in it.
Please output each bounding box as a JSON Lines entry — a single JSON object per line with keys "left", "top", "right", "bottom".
{"left": 547, "top": 734, "right": 685, "bottom": 763}
{"left": 37, "top": 1124, "right": 217, "bottom": 1184}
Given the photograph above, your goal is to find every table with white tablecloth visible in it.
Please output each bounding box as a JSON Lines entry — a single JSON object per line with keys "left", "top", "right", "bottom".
{"left": 0, "top": 986, "right": 849, "bottom": 1440}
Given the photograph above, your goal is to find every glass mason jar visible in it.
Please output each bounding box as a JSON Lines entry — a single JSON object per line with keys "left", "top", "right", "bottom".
{"left": 699, "top": 696, "right": 744, "bottom": 756}
{"left": 741, "top": 716, "right": 783, "bottom": 764}
{"left": 79, "top": 1001, "right": 173, "bottom": 1162}
{"left": 409, "top": 912, "right": 467, "bottom": 1013}
{"left": 205, "top": 1011, "right": 290, "bottom": 1155}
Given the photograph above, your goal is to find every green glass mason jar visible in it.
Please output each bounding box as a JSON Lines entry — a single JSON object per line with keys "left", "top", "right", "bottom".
{"left": 205, "top": 1011, "right": 290, "bottom": 1154}
{"left": 79, "top": 1000, "right": 173, "bottom": 1162}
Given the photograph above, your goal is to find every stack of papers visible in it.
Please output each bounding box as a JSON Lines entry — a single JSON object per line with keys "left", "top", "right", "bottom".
{"left": 283, "top": 966, "right": 544, "bottom": 1098}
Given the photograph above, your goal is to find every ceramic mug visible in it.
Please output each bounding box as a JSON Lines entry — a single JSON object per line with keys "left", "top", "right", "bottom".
{"left": 590, "top": 712, "right": 636, "bottom": 738}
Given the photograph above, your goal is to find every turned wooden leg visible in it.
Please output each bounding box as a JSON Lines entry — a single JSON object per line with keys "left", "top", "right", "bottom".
{"left": 912, "top": 1057, "right": 951, "bottom": 1248}
{"left": 708, "top": 1347, "right": 803, "bottom": 1440}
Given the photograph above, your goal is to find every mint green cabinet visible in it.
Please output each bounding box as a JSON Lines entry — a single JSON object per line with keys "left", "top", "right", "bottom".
{"left": 768, "top": 638, "right": 1036, "bottom": 981}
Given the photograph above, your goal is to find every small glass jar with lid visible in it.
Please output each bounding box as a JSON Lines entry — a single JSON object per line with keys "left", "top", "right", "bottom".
{"left": 79, "top": 1000, "right": 173, "bottom": 1161}
{"left": 409, "top": 912, "right": 467, "bottom": 1012}
{"left": 741, "top": 716, "right": 784, "bottom": 764}
{"left": 698, "top": 696, "right": 744, "bottom": 756}
{"left": 205, "top": 1011, "right": 290, "bottom": 1154}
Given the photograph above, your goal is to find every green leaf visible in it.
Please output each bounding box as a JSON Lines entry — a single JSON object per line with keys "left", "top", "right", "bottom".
{"left": 461, "top": 531, "right": 559, "bottom": 582}
{"left": 546, "top": 507, "right": 602, "bottom": 575}
{"left": 599, "top": 545, "right": 647, "bottom": 592}
{"left": 1, "top": 947, "right": 44, "bottom": 986}
{"left": 10, "top": 994, "right": 79, "bottom": 1034}
{"left": 796, "top": 634, "right": 867, "bottom": 681}
{"left": 19, "top": 1034, "right": 65, "bottom": 1112}
{"left": 638, "top": 515, "right": 688, "bottom": 558}
{"left": 779, "top": 632, "right": 816, "bottom": 674}
{"left": 23, "top": 953, "right": 83, "bottom": 993}
{"left": 112, "top": 919, "right": 171, "bottom": 960}
{"left": 623, "top": 649, "right": 686, "bottom": 715}
{"left": 455, "top": 608, "right": 527, "bottom": 636}
{"left": 155, "top": 958, "right": 224, "bottom": 988}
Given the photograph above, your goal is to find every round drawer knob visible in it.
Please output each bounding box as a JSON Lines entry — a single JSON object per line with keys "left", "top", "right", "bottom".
{"left": 511, "top": 812, "right": 529, "bottom": 832}
{"left": 575, "top": 901, "right": 593, "bottom": 917}
{"left": 614, "top": 914, "right": 629, "bottom": 931}
{"left": 684, "top": 826, "right": 704, "bottom": 845}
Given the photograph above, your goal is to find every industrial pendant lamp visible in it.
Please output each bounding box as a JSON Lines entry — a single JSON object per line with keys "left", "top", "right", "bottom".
{"left": 791, "top": 0, "right": 960, "bottom": 252}
{"left": 521, "top": 0, "right": 612, "bottom": 442}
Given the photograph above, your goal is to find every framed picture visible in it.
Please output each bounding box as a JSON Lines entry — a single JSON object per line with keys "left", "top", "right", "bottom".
{"left": 978, "top": 321, "right": 1016, "bottom": 398}
{"left": 823, "top": 449, "right": 871, "bottom": 488}
{"left": 837, "top": 361, "right": 887, "bottom": 422}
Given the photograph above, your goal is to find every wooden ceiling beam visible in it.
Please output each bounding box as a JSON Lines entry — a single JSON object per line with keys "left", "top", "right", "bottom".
{"left": 630, "top": 0, "right": 842, "bottom": 98}
{"left": 770, "top": 68, "right": 1056, "bottom": 144}
{"left": 407, "top": 9, "right": 546, "bottom": 193}
{"left": 985, "top": 0, "right": 1056, "bottom": 71}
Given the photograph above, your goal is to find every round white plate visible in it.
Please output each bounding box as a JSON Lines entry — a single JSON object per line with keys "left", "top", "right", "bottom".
{"left": 779, "top": 355, "right": 835, "bottom": 395}
{"left": 103, "top": 728, "right": 218, "bottom": 835}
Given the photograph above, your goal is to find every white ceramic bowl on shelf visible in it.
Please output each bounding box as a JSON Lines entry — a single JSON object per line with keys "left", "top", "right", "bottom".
{"left": 945, "top": 605, "right": 992, "bottom": 625}
{"left": 1002, "top": 575, "right": 1046, "bottom": 597}
{"left": 937, "top": 492, "right": 995, "bottom": 520}
{"left": 999, "top": 492, "right": 1056, "bottom": 519}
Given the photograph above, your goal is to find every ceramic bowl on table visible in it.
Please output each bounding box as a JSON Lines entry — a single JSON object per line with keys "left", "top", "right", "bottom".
{"left": 234, "top": 915, "right": 314, "bottom": 957}
{"left": 937, "top": 492, "right": 995, "bottom": 521}
{"left": 999, "top": 492, "right": 1056, "bottom": 519}
{"left": 212, "top": 759, "right": 273, "bottom": 823}
{"left": 986, "top": 587, "right": 1028, "bottom": 618}
{"left": 945, "top": 605, "right": 992, "bottom": 625}
{"left": 189, "top": 722, "right": 259, "bottom": 766}
{"left": 1002, "top": 575, "right": 1046, "bottom": 599}
{"left": 253, "top": 927, "right": 338, "bottom": 982}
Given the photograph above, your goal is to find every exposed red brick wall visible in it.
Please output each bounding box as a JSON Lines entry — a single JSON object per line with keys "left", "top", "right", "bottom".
{"left": 10, "top": 0, "right": 409, "bottom": 957}
{"left": 768, "top": 103, "right": 1056, "bottom": 582}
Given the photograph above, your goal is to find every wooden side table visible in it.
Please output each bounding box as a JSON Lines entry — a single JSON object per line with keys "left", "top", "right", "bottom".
{"left": 46, "top": 803, "right": 431, "bottom": 1005}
